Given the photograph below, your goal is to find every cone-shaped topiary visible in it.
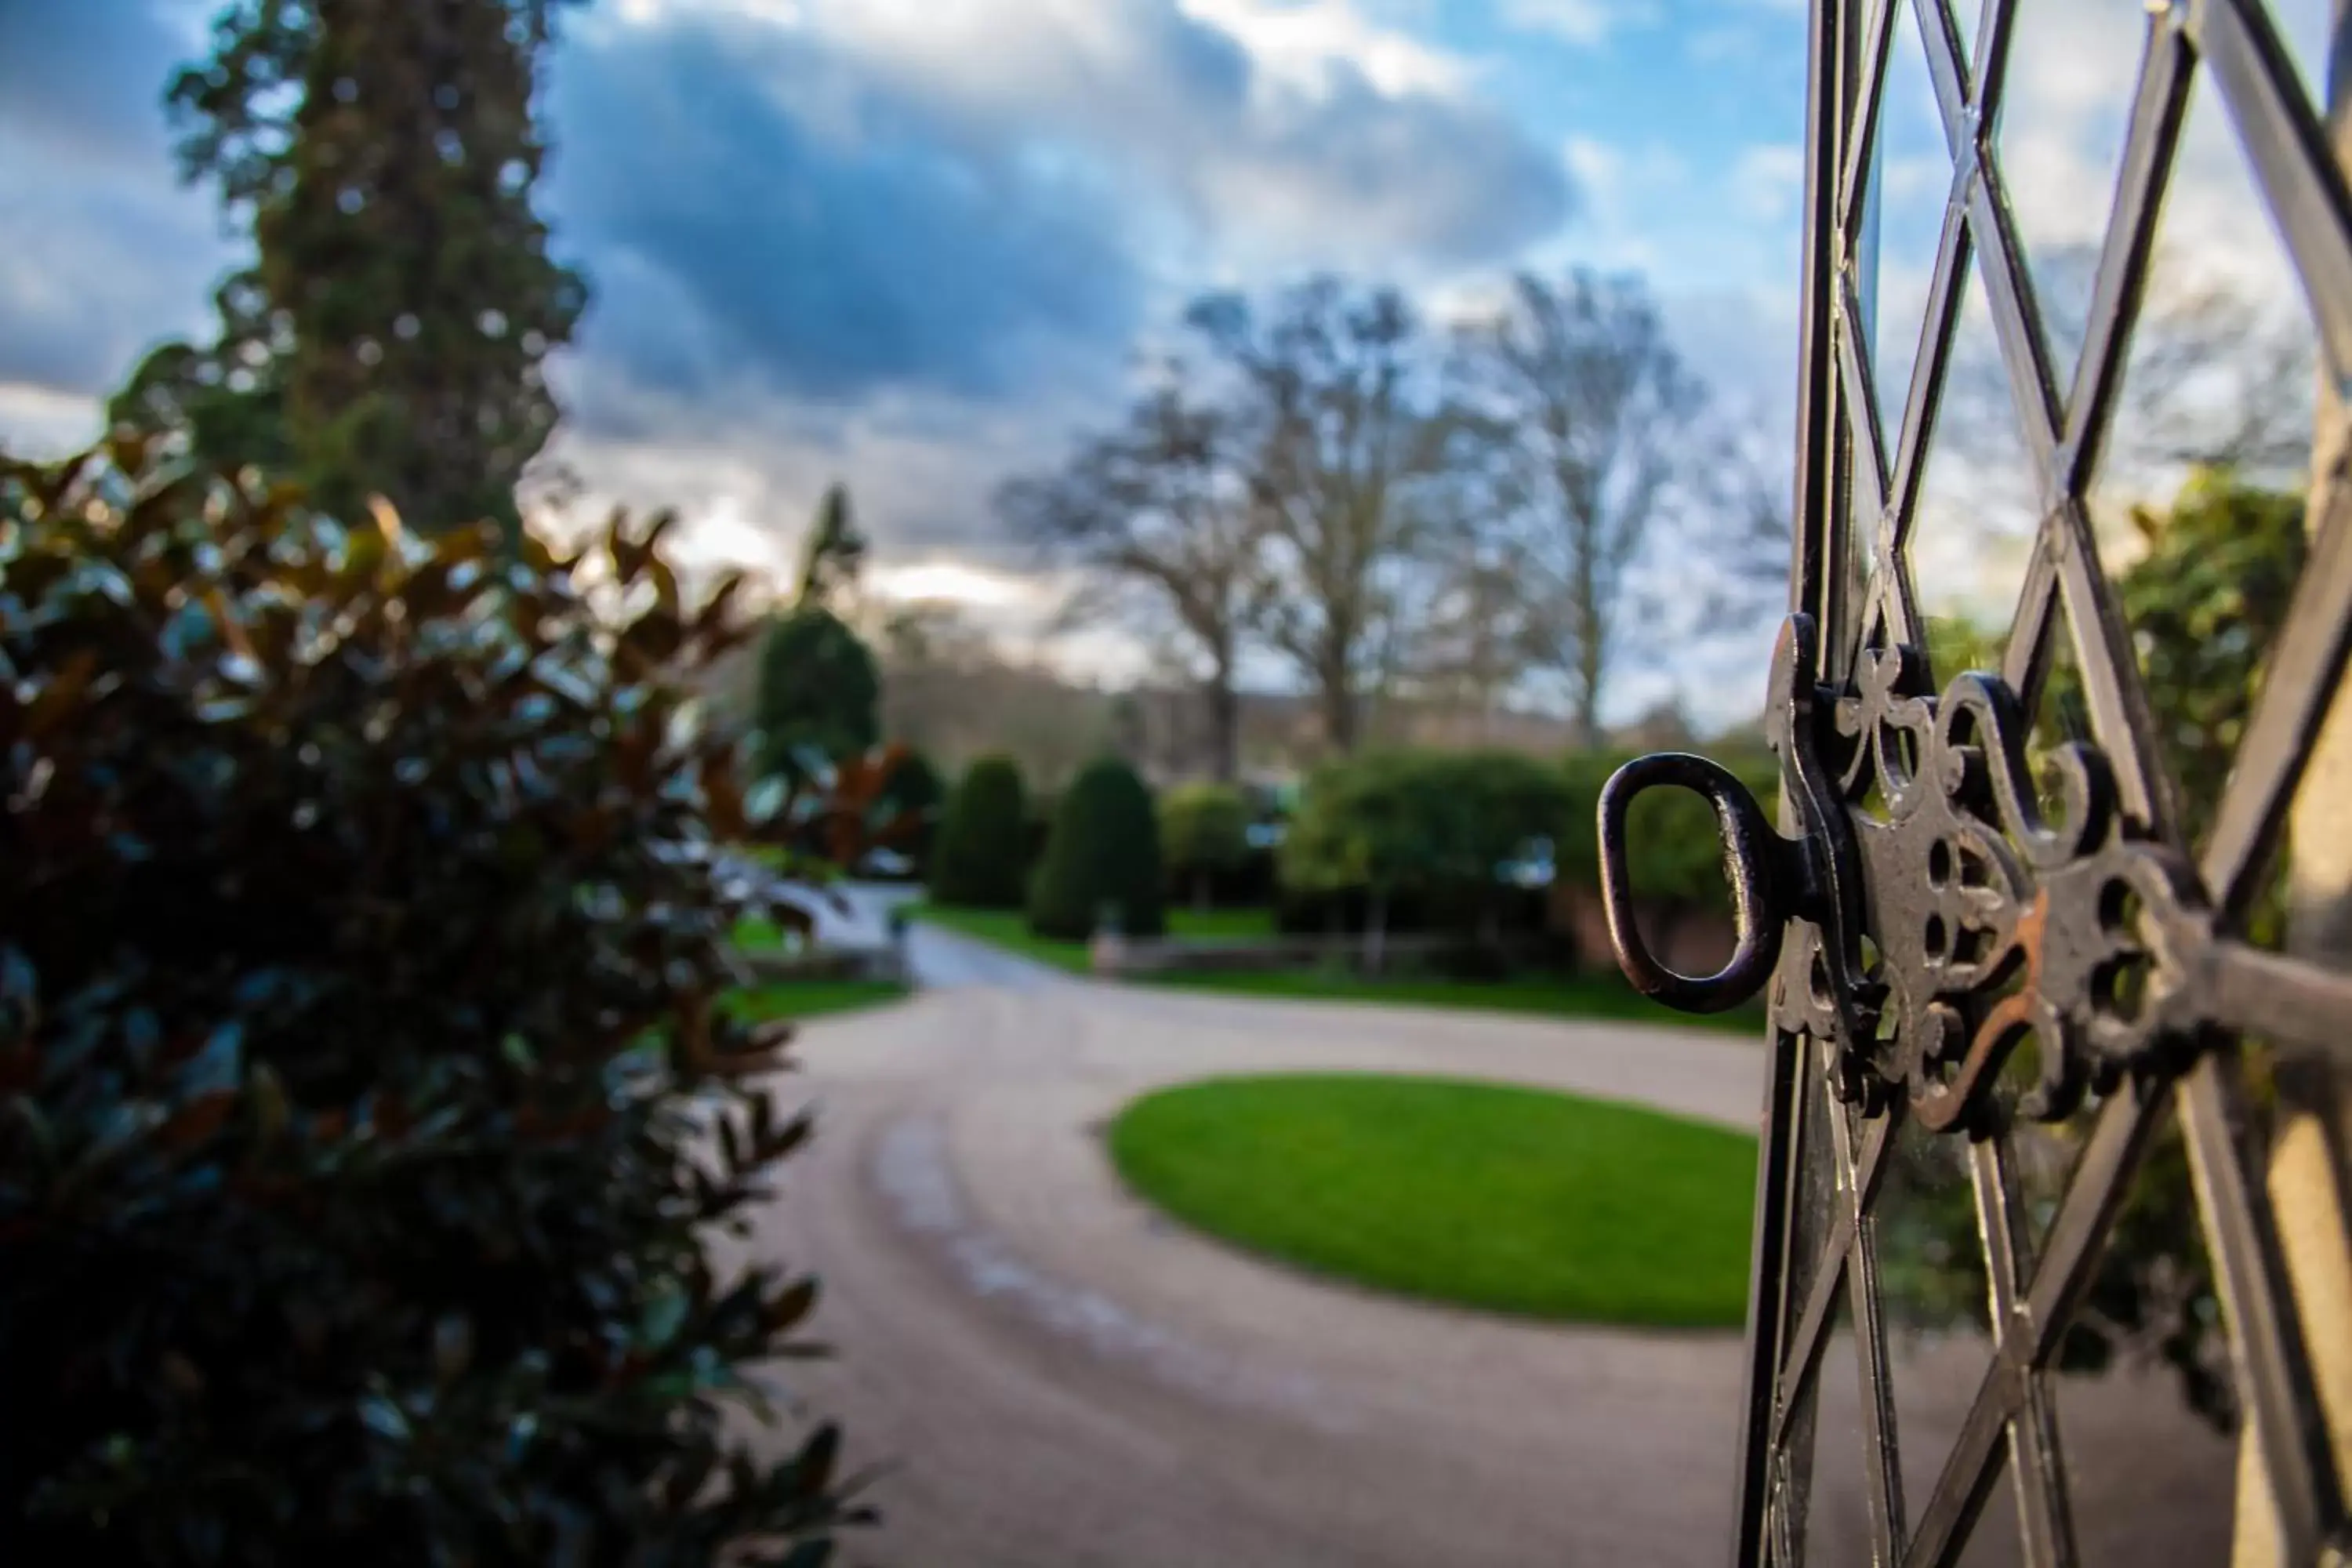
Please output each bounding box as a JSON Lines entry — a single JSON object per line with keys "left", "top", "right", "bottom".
{"left": 928, "top": 755, "right": 1028, "bottom": 909}
{"left": 1029, "top": 757, "right": 1166, "bottom": 941}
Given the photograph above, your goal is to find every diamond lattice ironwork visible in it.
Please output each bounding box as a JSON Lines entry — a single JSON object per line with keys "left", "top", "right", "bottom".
{"left": 1597, "top": 1, "right": 2352, "bottom": 1563}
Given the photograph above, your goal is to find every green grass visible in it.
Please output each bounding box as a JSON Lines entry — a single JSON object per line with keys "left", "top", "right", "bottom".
{"left": 721, "top": 978, "right": 909, "bottom": 1023}
{"left": 911, "top": 902, "right": 1764, "bottom": 1036}
{"left": 1165, "top": 905, "right": 1277, "bottom": 940}
{"left": 1144, "top": 967, "right": 1769, "bottom": 1036}
{"left": 910, "top": 900, "right": 1276, "bottom": 959}
{"left": 1110, "top": 1074, "right": 1756, "bottom": 1326}
{"left": 731, "top": 914, "right": 797, "bottom": 953}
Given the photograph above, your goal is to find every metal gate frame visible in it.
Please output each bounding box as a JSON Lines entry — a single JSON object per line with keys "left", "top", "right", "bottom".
{"left": 1596, "top": 2, "right": 2352, "bottom": 1563}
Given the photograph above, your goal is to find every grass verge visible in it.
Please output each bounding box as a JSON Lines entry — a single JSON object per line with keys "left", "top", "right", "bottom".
{"left": 1109, "top": 1073, "right": 1755, "bottom": 1326}
{"left": 910, "top": 902, "right": 1764, "bottom": 1036}
{"left": 722, "top": 978, "right": 909, "bottom": 1023}
{"left": 1166, "top": 906, "right": 1278, "bottom": 940}
{"left": 1142, "top": 967, "right": 1768, "bottom": 1036}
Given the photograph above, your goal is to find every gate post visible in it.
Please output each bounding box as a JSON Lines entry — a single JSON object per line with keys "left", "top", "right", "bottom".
{"left": 2238, "top": 5, "right": 2352, "bottom": 1559}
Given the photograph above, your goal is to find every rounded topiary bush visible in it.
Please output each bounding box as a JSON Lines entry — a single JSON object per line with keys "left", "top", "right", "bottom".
{"left": 1029, "top": 757, "right": 1165, "bottom": 941}
{"left": 928, "top": 755, "right": 1027, "bottom": 909}
{"left": 0, "top": 445, "right": 865, "bottom": 1564}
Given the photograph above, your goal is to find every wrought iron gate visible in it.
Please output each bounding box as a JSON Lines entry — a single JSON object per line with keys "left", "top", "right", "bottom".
{"left": 1597, "top": 1, "right": 2352, "bottom": 1563}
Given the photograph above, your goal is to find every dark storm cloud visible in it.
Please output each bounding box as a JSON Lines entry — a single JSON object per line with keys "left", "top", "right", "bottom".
{"left": 0, "top": 0, "right": 191, "bottom": 168}
{"left": 545, "top": 12, "right": 1141, "bottom": 427}
{"left": 0, "top": 0, "right": 232, "bottom": 399}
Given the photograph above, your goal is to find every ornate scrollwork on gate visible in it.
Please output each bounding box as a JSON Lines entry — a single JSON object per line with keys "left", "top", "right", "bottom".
{"left": 1816, "top": 612, "right": 2215, "bottom": 1131}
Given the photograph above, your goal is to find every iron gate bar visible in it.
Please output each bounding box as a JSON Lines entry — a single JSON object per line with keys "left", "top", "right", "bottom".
{"left": 2204, "top": 492, "right": 2352, "bottom": 920}
{"left": 1831, "top": 1087, "right": 1904, "bottom": 1562}
{"left": 1965, "top": 1135, "right": 2074, "bottom": 1568}
{"left": 2057, "top": 20, "right": 2191, "bottom": 492}
{"left": 2203, "top": 0, "right": 2352, "bottom": 370}
{"left": 1599, "top": 0, "right": 2352, "bottom": 1561}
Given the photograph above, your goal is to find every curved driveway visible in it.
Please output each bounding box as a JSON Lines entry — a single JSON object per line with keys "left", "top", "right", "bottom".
{"left": 734, "top": 916, "right": 2234, "bottom": 1566}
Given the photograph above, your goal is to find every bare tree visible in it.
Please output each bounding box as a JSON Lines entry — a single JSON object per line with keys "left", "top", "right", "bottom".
{"left": 1391, "top": 406, "right": 1536, "bottom": 739}
{"left": 996, "top": 373, "right": 1265, "bottom": 782}
{"left": 1185, "top": 277, "right": 1446, "bottom": 755}
{"left": 1950, "top": 240, "right": 2314, "bottom": 490}
{"left": 1453, "top": 269, "right": 1766, "bottom": 747}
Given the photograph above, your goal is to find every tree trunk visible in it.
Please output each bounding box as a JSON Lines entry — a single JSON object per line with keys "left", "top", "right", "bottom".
{"left": 1206, "top": 673, "right": 1240, "bottom": 784}
{"left": 1573, "top": 498, "right": 1607, "bottom": 748}
{"left": 1363, "top": 885, "right": 1388, "bottom": 976}
{"left": 1193, "top": 869, "right": 1212, "bottom": 915}
{"left": 1323, "top": 683, "right": 1359, "bottom": 755}
{"left": 1574, "top": 649, "right": 1604, "bottom": 750}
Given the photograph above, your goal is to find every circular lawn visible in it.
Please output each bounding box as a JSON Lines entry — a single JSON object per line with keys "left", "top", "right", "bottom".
{"left": 1108, "top": 1073, "right": 1756, "bottom": 1327}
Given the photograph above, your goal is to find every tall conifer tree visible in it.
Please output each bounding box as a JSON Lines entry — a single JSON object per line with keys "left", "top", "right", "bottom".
{"left": 115, "top": 0, "right": 585, "bottom": 535}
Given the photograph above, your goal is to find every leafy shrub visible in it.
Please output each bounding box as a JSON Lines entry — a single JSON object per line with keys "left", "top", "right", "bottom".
{"left": 1028, "top": 758, "right": 1166, "bottom": 941}
{"left": 0, "top": 447, "right": 866, "bottom": 1564}
{"left": 1555, "top": 746, "right": 1780, "bottom": 918}
{"left": 1279, "top": 752, "right": 1566, "bottom": 938}
{"left": 1159, "top": 783, "right": 1251, "bottom": 909}
{"left": 2116, "top": 470, "right": 2304, "bottom": 843}
{"left": 927, "top": 755, "right": 1027, "bottom": 909}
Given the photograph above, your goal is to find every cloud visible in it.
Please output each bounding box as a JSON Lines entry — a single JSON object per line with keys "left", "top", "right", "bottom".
{"left": 760, "top": 0, "right": 1573, "bottom": 269}
{"left": 1729, "top": 142, "right": 1805, "bottom": 223}
{"left": 0, "top": 0, "right": 197, "bottom": 171}
{"left": 1176, "top": 0, "right": 1470, "bottom": 96}
{"left": 0, "top": 0, "right": 234, "bottom": 401}
{"left": 1497, "top": 0, "right": 1642, "bottom": 46}
{"left": 1544, "top": 136, "right": 1688, "bottom": 273}
{"left": 547, "top": 10, "right": 1142, "bottom": 416}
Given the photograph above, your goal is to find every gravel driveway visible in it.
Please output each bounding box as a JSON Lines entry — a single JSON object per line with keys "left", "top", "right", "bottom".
{"left": 726, "top": 916, "right": 2235, "bottom": 1566}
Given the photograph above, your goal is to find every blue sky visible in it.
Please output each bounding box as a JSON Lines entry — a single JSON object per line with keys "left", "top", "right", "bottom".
{"left": 0, "top": 0, "right": 2329, "bottom": 725}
